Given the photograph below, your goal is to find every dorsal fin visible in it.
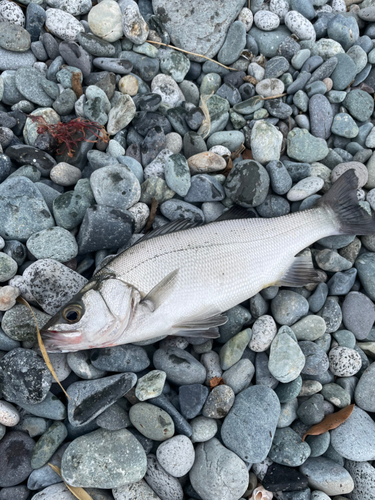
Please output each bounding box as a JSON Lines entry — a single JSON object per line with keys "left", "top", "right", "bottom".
{"left": 135, "top": 219, "right": 201, "bottom": 244}
{"left": 214, "top": 205, "right": 257, "bottom": 222}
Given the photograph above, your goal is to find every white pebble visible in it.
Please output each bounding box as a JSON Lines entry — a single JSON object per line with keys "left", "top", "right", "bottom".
{"left": 270, "top": 0, "right": 289, "bottom": 21}
{"left": 87, "top": 0, "right": 123, "bottom": 42}
{"left": 0, "top": 0, "right": 25, "bottom": 26}
{"left": 249, "top": 315, "right": 277, "bottom": 352}
{"left": 119, "top": 75, "right": 139, "bottom": 96}
{"left": 256, "top": 78, "right": 285, "bottom": 97}
{"left": 329, "top": 346, "right": 362, "bottom": 376}
{"left": 187, "top": 152, "right": 227, "bottom": 174}
{"left": 45, "top": 8, "right": 84, "bottom": 41}
{"left": 50, "top": 162, "right": 82, "bottom": 187}
{"left": 248, "top": 62, "right": 265, "bottom": 81}
{"left": 254, "top": 10, "right": 280, "bottom": 31}
{"left": 285, "top": 10, "right": 316, "bottom": 42}
{"left": 237, "top": 7, "right": 253, "bottom": 31}
{"left": 287, "top": 176, "right": 324, "bottom": 201}
{"left": 332, "top": 0, "right": 346, "bottom": 12}
{"left": 127, "top": 202, "right": 150, "bottom": 233}
{"left": 165, "top": 132, "right": 182, "bottom": 154}
{"left": 0, "top": 285, "right": 20, "bottom": 311}
{"left": 209, "top": 145, "right": 231, "bottom": 157}
{"left": 157, "top": 435, "right": 195, "bottom": 477}
{"left": 331, "top": 162, "right": 368, "bottom": 188}
{"left": 0, "top": 400, "right": 20, "bottom": 426}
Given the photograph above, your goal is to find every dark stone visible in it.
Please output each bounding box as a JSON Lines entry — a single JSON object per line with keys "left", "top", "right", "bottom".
{"left": 141, "top": 126, "right": 166, "bottom": 166}
{"left": 148, "top": 394, "right": 192, "bottom": 437}
{"left": 0, "top": 431, "right": 34, "bottom": 487}
{"left": 132, "top": 111, "right": 172, "bottom": 137}
{"left": 59, "top": 41, "right": 92, "bottom": 78}
{"left": 179, "top": 384, "right": 209, "bottom": 419}
{"left": 77, "top": 205, "right": 134, "bottom": 254}
{"left": 0, "top": 348, "right": 52, "bottom": 405}
{"left": 25, "top": 3, "right": 46, "bottom": 42}
{"left": 90, "top": 345, "right": 150, "bottom": 372}
{"left": 5, "top": 144, "right": 56, "bottom": 176}
{"left": 262, "top": 463, "right": 309, "bottom": 492}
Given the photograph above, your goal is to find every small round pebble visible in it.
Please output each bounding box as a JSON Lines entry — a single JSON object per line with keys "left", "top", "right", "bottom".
{"left": 156, "top": 435, "right": 195, "bottom": 477}
{"left": 0, "top": 400, "right": 19, "bottom": 426}
{"left": 329, "top": 346, "right": 362, "bottom": 377}
{"left": 50, "top": 163, "right": 82, "bottom": 187}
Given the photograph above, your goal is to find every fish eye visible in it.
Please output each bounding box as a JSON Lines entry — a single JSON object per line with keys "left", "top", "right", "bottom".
{"left": 62, "top": 305, "right": 82, "bottom": 323}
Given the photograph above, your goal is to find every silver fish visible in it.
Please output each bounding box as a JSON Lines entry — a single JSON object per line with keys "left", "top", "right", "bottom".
{"left": 42, "top": 170, "right": 375, "bottom": 352}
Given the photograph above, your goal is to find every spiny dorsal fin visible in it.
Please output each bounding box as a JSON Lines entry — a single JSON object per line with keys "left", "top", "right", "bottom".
{"left": 135, "top": 219, "right": 201, "bottom": 245}
{"left": 141, "top": 269, "right": 179, "bottom": 311}
{"left": 214, "top": 205, "right": 257, "bottom": 222}
{"left": 275, "top": 255, "right": 326, "bottom": 287}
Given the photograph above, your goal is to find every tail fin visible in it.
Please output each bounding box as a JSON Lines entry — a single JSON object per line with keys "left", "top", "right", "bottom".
{"left": 317, "top": 169, "right": 375, "bottom": 235}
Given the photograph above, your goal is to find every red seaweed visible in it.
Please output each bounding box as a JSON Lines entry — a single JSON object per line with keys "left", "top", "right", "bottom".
{"left": 27, "top": 115, "right": 110, "bottom": 158}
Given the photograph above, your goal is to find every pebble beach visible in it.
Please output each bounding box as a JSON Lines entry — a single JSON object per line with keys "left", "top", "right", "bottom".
{"left": 0, "top": 0, "right": 375, "bottom": 499}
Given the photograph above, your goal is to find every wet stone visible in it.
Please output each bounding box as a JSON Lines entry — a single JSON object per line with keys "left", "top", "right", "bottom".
{"left": 90, "top": 344, "right": 150, "bottom": 373}
{"left": 61, "top": 428, "right": 147, "bottom": 488}
{"left": 221, "top": 385, "right": 280, "bottom": 463}
{"left": 189, "top": 438, "right": 248, "bottom": 500}
{"left": 0, "top": 431, "right": 34, "bottom": 488}
{"left": 202, "top": 384, "right": 235, "bottom": 419}
{"left": 179, "top": 384, "right": 209, "bottom": 419}
{"left": 262, "top": 462, "right": 309, "bottom": 492}
{"left": 129, "top": 402, "right": 174, "bottom": 441}
{"left": 67, "top": 373, "right": 137, "bottom": 427}
{"left": 153, "top": 347, "right": 206, "bottom": 386}
{"left": 0, "top": 348, "right": 52, "bottom": 405}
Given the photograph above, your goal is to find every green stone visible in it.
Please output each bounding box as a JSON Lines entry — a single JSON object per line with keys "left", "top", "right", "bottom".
{"left": 220, "top": 328, "right": 252, "bottom": 370}
{"left": 140, "top": 178, "right": 175, "bottom": 204}
{"left": 275, "top": 376, "right": 303, "bottom": 403}
{"left": 321, "top": 383, "right": 351, "bottom": 408}
{"left": 268, "top": 331, "right": 305, "bottom": 383}
{"left": 135, "top": 370, "right": 166, "bottom": 401}
{"left": 291, "top": 315, "right": 327, "bottom": 341}
{"left": 31, "top": 421, "right": 68, "bottom": 469}
{"left": 269, "top": 427, "right": 311, "bottom": 466}
{"left": 287, "top": 128, "right": 329, "bottom": 163}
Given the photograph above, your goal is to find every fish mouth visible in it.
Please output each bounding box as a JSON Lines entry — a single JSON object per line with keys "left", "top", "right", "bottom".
{"left": 41, "top": 329, "right": 83, "bottom": 353}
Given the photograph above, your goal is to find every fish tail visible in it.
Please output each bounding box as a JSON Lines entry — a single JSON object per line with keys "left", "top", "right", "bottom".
{"left": 317, "top": 169, "right": 375, "bottom": 235}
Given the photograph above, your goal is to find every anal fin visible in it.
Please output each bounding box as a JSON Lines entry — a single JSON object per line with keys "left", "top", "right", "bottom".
{"left": 275, "top": 255, "right": 326, "bottom": 287}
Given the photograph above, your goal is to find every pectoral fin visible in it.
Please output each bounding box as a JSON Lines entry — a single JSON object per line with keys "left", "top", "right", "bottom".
{"left": 141, "top": 269, "right": 179, "bottom": 311}
{"left": 275, "top": 255, "right": 326, "bottom": 287}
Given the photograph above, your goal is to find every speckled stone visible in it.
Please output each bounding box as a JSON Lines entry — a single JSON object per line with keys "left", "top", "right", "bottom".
{"left": 61, "top": 428, "right": 147, "bottom": 488}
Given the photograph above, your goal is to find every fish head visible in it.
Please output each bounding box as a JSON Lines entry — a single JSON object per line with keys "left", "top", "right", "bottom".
{"left": 41, "top": 273, "right": 141, "bottom": 352}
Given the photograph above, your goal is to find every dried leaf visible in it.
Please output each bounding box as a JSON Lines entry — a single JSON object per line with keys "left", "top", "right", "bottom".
{"left": 48, "top": 464, "right": 93, "bottom": 500}
{"left": 17, "top": 297, "right": 70, "bottom": 400}
{"left": 243, "top": 75, "right": 258, "bottom": 85}
{"left": 231, "top": 143, "right": 246, "bottom": 160}
{"left": 242, "top": 149, "right": 253, "bottom": 160}
{"left": 199, "top": 91, "right": 214, "bottom": 140}
{"left": 209, "top": 376, "right": 225, "bottom": 389}
{"left": 221, "top": 157, "right": 233, "bottom": 178}
{"left": 143, "top": 197, "right": 159, "bottom": 233}
{"left": 302, "top": 404, "right": 354, "bottom": 441}
{"left": 71, "top": 72, "right": 83, "bottom": 99}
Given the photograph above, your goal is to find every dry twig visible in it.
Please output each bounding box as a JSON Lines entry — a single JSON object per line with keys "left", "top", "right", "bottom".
{"left": 48, "top": 465, "right": 93, "bottom": 500}
{"left": 146, "top": 40, "right": 238, "bottom": 71}
{"left": 143, "top": 197, "right": 159, "bottom": 232}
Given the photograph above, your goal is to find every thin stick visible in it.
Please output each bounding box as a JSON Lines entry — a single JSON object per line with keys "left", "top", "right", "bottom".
{"left": 48, "top": 465, "right": 93, "bottom": 500}
{"left": 146, "top": 40, "right": 238, "bottom": 71}
{"left": 261, "top": 93, "right": 287, "bottom": 100}
{"left": 143, "top": 198, "right": 159, "bottom": 232}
